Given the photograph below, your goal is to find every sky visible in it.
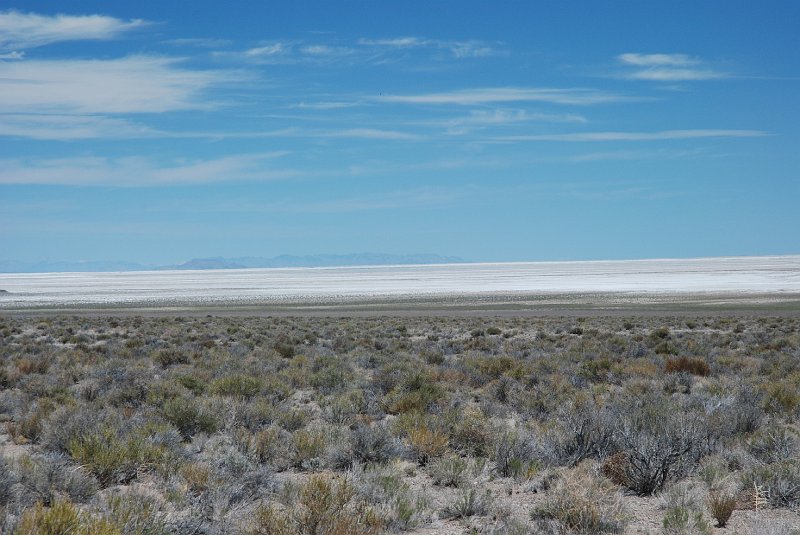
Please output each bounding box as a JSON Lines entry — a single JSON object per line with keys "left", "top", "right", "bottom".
{"left": 1, "top": 1, "right": 798, "bottom": 265}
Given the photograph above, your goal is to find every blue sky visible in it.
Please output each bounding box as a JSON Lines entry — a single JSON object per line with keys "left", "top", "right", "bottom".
{"left": 1, "top": 1, "right": 798, "bottom": 264}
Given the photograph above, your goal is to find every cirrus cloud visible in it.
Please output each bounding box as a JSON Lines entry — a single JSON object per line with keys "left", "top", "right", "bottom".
{"left": 0, "top": 55, "right": 240, "bottom": 114}
{"left": 0, "top": 10, "right": 146, "bottom": 51}
{"left": 618, "top": 52, "right": 727, "bottom": 81}
{"left": 498, "top": 129, "right": 766, "bottom": 142}
{"left": 377, "top": 87, "right": 631, "bottom": 106}
{"left": 0, "top": 153, "right": 296, "bottom": 186}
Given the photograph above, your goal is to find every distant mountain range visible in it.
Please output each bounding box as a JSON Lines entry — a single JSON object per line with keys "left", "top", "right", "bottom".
{"left": 0, "top": 253, "right": 465, "bottom": 273}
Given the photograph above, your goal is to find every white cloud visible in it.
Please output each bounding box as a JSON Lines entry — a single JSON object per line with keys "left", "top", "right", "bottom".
{"left": 626, "top": 68, "right": 725, "bottom": 81}
{"left": 0, "top": 114, "right": 158, "bottom": 140}
{"left": 208, "top": 187, "right": 461, "bottom": 214}
{"left": 498, "top": 129, "right": 767, "bottom": 142}
{"left": 618, "top": 52, "right": 726, "bottom": 81}
{"left": 320, "top": 128, "right": 421, "bottom": 140}
{"left": 0, "top": 10, "right": 145, "bottom": 50}
{"left": 569, "top": 148, "right": 707, "bottom": 162}
{"left": 164, "top": 37, "right": 232, "bottom": 48}
{"left": 618, "top": 53, "right": 697, "bottom": 66}
{"left": 245, "top": 43, "right": 287, "bottom": 57}
{"left": 0, "top": 153, "right": 296, "bottom": 186}
{"left": 0, "top": 50, "right": 23, "bottom": 59}
{"left": 359, "top": 36, "right": 498, "bottom": 58}
{"left": 285, "top": 187, "right": 459, "bottom": 213}
{"left": 446, "top": 109, "right": 587, "bottom": 126}
{"left": 300, "top": 44, "right": 353, "bottom": 57}
{"left": 219, "top": 41, "right": 355, "bottom": 63}
{"left": 292, "top": 101, "right": 360, "bottom": 110}
{"left": 448, "top": 41, "right": 495, "bottom": 58}
{"left": 0, "top": 114, "right": 303, "bottom": 141}
{"left": 358, "top": 37, "right": 430, "bottom": 47}
{"left": 0, "top": 56, "right": 236, "bottom": 114}
{"left": 377, "top": 87, "right": 629, "bottom": 106}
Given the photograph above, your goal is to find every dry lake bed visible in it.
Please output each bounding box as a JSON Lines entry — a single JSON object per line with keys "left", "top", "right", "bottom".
{"left": 1, "top": 255, "right": 799, "bottom": 314}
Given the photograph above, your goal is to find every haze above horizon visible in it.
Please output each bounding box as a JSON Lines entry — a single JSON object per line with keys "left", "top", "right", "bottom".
{"left": 1, "top": 1, "right": 798, "bottom": 265}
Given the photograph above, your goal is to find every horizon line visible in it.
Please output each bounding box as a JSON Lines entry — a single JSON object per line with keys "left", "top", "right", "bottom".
{"left": 1, "top": 252, "right": 798, "bottom": 276}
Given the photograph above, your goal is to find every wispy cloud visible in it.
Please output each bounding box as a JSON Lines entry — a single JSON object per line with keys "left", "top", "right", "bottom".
{"left": 164, "top": 37, "right": 232, "bottom": 48}
{"left": 358, "top": 36, "right": 500, "bottom": 58}
{"left": 377, "top": 87, "right": 631, "bottom": 106}
{"left": 0, "top": 153, "right": 295, "bottom": 186}
{"left": 219, "top": 36, "right": 498, "bottom": 66}
{"left": 280, "top": 187, "right": 462, "bottom": 213}
{"left": 244, "top": 42, "right": 288, "bottom": 57}
{"left": 319, "top": 128, "right": 421, "bottom": 141}
{"left": 626, "top": 68, "right": 725, "bottom": 81}
{"left": 618, "top": 53, "right": 726, "bottom": 81}
{"left": 440, "top": 109, "right": 587, "bottom": 128}
{"left": 216, "top": 41, "right": 356, "bottom": 64}
{"left": 0, "top": 56, "right": 238, "bottom": 114}
{"left": 300, "top": 44, "right": 354, "bottom": 57}
{"left": 0, "top": 10, "right": 146, "bottom": 51}
{"left": 0, "top": 114, "right": 158, "bottom": 140}
{"left": 499, "top": 129, "right": 766, "bottom": 142}
{"left": 569, "top": 148, "right": 708, "bottom": 162}
{"left": 358, "top": 37, "right": 429, "bottom": 48}
{"left": 448, "top": 40, "right": 496, "bottom": 58}
{"left": 0, "top": 114, "right": 304, "bottom": 141}
{"left": 291, "top": 101, "right": 361, "bottom": 110}
{"left": 618, "top": 53, "right": 698, "bottom": 67}
{"left": 187, "top": 187, "right": 462, "bottom": 215}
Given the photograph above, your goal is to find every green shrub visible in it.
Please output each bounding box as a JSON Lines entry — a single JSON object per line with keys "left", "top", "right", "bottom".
{"left": 210, "top": 374, "right": 263, "bottom": 399}
{"left": 246, "top": 476, "right": 380, "bottom": 535}
{"left": 8, "top": 399, "right": 57, "bottom": 444}
{"left": 309, "top": 358, "right": 351, "bottom": 393}
{"left": 747, "top": 424, "right": 799, "bottom": 464}
{"left": 151, "top": 349, "right": 189, "bottom": 368}
{"left": 162, "top": 397, "right": 218, "bottom": 440}
{"left": 531, "top": 463, "right": 627, "bottom": 534}
{"left": 383, "top": 372, "right": 444, "bottom": 414}
{"left": 249, "top": 426, "right": 293, "bottom": 468}
{"left": 655, "top": 342, "right": 679, "bottom": 356}
{"left": 744, "top": 460, "right": 800, "bottom": 507}
{"left": 441, "top": 487, "right": 491, "bottom": 519}
{"left": 706, "top": 490, "right": 736, "bottom": 528}
{"left": 247, "top": 503, "right": 293, "bottom": 535}
{"left": 0, "top": 366, "right": 13, "bottom": 388}
{"left": 292, "top": 428, "right": 327, "bottom": 470}
{"left": 67, "top": 429, "right": 137, "bottom": 486}
{"left": 347, "top": 424, "right": 398, "bottom": 466}
{"left": 15, "top": 454, "right": 98, "bottom": 506}
{"left": 14, "top": 500, "right": 122, "bottom": 535}
{"left": 649, "top": 327, "right": 670, "bottom": 341}
{"left": 493, "top": 430, "right": 539, "bottom": 480}
{"left": 175, "top": 375, "right": 206, "bottom": 395}
{"left": 277, "top": 408, "right": 310, "bottom": 432}
{"left": 407, "top": 425, "right": 449, "bottom": 465}
{"left": 662, "top": 506, "right": 711, "bottom": 535}
{"left": 659, "top": 481, "right": 711, "bottom": 535}
{"left": 1, "top": 457, "right": 16, "bottom": 505}
{"left": 428, "top": 455, "right": 468, "bottom": 487}
{"left": 100, "top": 491, "right": 169, "bottom": 535}
{"left": 664, "top": 357, "right": 709, "bottom": 376}
{"left": 67, "top": 426, "right": 171, "bottom": 487}
{"left": 448, "top": 408, "right": 492, "bottom": 457}
{"left": 464, "top": 355, "right": 516, "bottom": 381}
{"left": 762, "top": 381, "right": 800, "bottom": 415}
